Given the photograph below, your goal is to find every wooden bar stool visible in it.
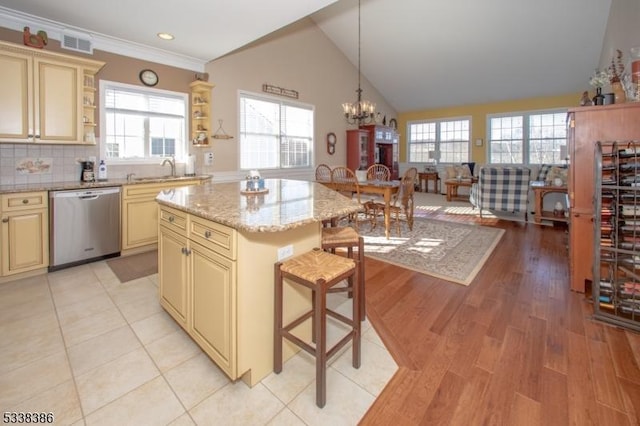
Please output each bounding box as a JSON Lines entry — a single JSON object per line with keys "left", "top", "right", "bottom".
{"left": 274, "top": 248, "right": 361, "bottom": 408}
{"left": 321, "top": 226, "right": 366, "bottom": 321}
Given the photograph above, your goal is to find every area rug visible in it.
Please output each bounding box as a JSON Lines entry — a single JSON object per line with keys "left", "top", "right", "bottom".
{"left": 360, "top": 218, "right": 504, "bottom": 286}
{"left": 106, "top": 250, "right": 158, "bottom": 283}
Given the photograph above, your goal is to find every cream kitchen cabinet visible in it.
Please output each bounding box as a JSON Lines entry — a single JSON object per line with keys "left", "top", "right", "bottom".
{"left": 0, "top": 191, "right": 48, "bottom": 277}
{"left": 0, "top": 40, "right": 104, "bottom": 144}
{"left": 121, "top": 179, "right": 202, "bottom": 252}
{"left": 158, "top": 206, "right": 189, "bottom": 328}
{"left": 158, "top": 206, "right": 237, "bottom": 378}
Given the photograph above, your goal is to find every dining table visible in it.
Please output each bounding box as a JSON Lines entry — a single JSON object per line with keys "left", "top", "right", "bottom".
{"left": 321, "top": 179, "right": 400, "bottom": 239}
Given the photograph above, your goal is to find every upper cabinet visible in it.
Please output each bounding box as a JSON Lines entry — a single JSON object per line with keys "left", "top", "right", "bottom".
{"left": 0, "top": 40, "right": 105, "bottom": 145}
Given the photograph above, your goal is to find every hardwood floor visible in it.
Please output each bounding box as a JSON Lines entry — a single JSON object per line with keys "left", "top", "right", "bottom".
{"left": 359, "top": 211, "right": 640, "bottom": 425}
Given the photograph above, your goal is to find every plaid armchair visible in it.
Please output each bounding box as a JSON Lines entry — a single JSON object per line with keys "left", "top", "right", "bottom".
{"left": 469, "top": 166, "right": 531, "bottom": 220}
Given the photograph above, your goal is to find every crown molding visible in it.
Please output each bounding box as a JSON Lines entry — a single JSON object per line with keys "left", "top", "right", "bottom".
{"left": 0, "top": 6, "right": 206, "bottom": 72}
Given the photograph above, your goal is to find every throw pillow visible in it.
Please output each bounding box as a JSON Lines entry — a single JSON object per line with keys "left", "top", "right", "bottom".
{"left": 445, "top": 165, "right": 457, "bottom": 179}
{"left": 458, "top": 164, "right": 472, "bottom": 178}
{"left": 537, "top": 164, "right": 554, "bottom": 181}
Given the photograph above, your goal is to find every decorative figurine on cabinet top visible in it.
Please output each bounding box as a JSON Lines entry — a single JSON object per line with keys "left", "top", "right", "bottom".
{"left": 23, "top": 27, "right": 48, "bottom": 49}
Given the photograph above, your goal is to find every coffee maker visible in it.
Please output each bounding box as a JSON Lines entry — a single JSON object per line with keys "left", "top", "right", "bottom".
{"left": 80, "top": 161, "right": 95, "bottom": 182}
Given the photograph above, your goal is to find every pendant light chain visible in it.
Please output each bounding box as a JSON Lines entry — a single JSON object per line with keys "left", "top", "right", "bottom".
{"left": 342, "top": 0, "right": 377, "bottom": 125}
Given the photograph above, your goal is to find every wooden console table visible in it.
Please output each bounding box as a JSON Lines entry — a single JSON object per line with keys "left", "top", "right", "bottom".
{"left": 418, "top": 172, "right": 440, "bottom": 193}
{"left": 531, "top": 184, "right": 568, "bottom": 224}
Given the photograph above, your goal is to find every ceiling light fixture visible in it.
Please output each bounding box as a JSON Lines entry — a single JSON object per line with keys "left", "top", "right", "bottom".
{"left": 342, "top": 0, "right": 377, "bottom": 126}
{"left": 157, "top": 32, "right": 174, "bottom": 40}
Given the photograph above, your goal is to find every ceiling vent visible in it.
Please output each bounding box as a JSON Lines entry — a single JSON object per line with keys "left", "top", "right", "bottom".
{"left": 61, "top": 30, "right": 93, "bottom": 54}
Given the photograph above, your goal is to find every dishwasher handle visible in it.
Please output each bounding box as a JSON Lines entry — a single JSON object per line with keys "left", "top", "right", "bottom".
{"left": 50, "top": 187, "right": 121, "bottom": 199}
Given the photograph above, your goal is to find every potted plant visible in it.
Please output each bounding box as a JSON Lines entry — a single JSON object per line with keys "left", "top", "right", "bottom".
{"left": 609, "top": 49, "right": 627, "bottom": 103}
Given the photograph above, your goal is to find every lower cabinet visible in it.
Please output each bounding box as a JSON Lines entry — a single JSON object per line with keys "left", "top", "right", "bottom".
{"left": 158, "top": 225, "right": 188, "bottom": 327}
{"left": 0, "top": 191, "right": 48, "bottom": 276}
{"left": 158, "top": 205, "right": 237, "bottom": 379}
{"left": 190, "top": 241, "right": 236, "bottom": 375}
{"left": 122, "top": 180, "right": 201, "bottom": 252}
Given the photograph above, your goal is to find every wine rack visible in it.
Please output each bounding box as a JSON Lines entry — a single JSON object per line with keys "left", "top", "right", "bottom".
{"left": 594, "top": 141, "right": 640, "bottom": 331}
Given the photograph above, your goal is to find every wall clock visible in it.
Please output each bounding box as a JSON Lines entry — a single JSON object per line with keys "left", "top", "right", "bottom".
{"left": 326, "top": 132, "right": 337, "bottom": 155}
{"left": 139, "top": 69, "right": 159, "bottom": 87}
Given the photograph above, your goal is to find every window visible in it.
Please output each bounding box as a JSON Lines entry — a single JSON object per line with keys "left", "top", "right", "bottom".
{"left": 488, "top": 110, "right": 567, "bottom": 164}
{"left": 408, "top": 118, "right": 470, "bottom": 163}
{"left": 239, "top": 92, "right": 314, "bottom": 170}
{"left": 100, "top": 81, "right": 187, "bottom": 162}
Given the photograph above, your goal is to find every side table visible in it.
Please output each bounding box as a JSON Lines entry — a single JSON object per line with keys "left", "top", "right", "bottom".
{"left": 418, "top": 172, "right": 440, "bottom": 193}
{"left": 531, "top": 183, "right": 568, "bottom": 224}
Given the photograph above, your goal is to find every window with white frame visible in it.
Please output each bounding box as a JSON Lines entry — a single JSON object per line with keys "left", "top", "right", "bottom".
{"left": 239, "top": 92, "right": 314, "bottom": 170}
{"left": 488, "top": 110, "right": 567, "bottom": 164}
{"left": 407, "top": 118, "right": 470, "bottom": 163}
{"left": 101, "top": 81, "right": 188, "bottom": 162}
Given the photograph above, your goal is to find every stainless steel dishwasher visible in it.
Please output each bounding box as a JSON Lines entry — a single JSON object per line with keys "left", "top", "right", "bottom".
{"left": 49, "top": 187, "right": 121, "bottom": 270}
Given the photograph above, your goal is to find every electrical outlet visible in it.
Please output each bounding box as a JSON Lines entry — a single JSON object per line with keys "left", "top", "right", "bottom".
{"left": 204, "top": 152, "right": 214, "bottom": 166}
{"left": 277, "top": 245, "right": 293, "bottom": 261}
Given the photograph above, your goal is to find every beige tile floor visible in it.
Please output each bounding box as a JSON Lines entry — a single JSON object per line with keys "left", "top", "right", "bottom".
{"left": 0, "top": 259, "right": 397, "bottom": 425}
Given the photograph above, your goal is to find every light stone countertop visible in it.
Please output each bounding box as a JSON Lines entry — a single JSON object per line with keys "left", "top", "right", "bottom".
{"left": 0, "top": 175, "right": 212, "bottom": 194}
{"left": 155, "top": 178, "right": 363, "bottom": 233}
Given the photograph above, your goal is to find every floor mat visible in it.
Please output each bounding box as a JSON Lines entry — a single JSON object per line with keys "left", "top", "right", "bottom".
{"left": 106, "top": 250, "right": 158, "bottom": 283}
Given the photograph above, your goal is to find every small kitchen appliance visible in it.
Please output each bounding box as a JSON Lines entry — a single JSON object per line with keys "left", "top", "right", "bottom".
{"left": 80, "top": 161, "right": 95, "bottom": 182}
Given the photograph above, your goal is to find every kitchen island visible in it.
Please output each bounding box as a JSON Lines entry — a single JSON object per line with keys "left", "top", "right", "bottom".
{"left": 155, "top": 178, "right": 362, "bottom": 386}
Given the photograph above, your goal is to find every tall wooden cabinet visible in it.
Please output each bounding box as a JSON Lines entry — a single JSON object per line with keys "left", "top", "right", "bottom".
{"left": 0, "top": 40, "right": 104, "bottom": 144}
{"left": 346, "top": 129, "right": 371, "bottom": 172}
{"left": 568, "top": 103, "right": 640, "bottom": 293}
{"left": 346, "top": 124, "right": 399, "bottom": 179}
{"left": 360, "top": 124, "right": 399, "bottom": 179}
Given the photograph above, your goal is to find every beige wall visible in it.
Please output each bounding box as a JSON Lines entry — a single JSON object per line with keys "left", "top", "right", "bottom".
{"left": 204, "top": 18, "right": 396, "bottom": 177}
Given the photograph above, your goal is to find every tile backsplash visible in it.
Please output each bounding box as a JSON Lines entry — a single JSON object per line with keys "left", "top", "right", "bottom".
{"left": 0, "top": 143, "right": 215, "bottom": 185}
{"left": 0, "top": 143, "right": 99, "bottom": 185}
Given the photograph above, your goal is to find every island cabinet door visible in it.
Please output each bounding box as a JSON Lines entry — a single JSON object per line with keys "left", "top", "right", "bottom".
{"left": 158, "top": 226, "right": 188, "bottom": 327}
{"left": 189, "top": 241, "right": 237, "bottom": 379}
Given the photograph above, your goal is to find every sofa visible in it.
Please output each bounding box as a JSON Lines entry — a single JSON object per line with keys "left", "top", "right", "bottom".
{"left": 469, "top": 165, "right": 531, "bottom": 219}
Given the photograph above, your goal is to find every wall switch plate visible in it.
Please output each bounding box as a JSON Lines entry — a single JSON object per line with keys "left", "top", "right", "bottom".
{"left": 277, "top": 245, "right": 293, "bottom": 261}
{"left": 204, "top": 152, "right": 214, "bottom": 166}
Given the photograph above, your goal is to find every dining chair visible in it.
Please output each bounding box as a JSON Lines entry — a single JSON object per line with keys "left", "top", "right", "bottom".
{"left": 366, "top": 164, "right": 390, "bottom": 181}
{"left": 315, "top": 163, "right": 332, "bottom": 182}
{"left": 330, "top": 166, "right": 369, "bottom": 229}
{"left": 370, "top": 167, "right": 418, "bottom": 236}
{"left": 363, "top": 164, "right": 391, "bottom": 207}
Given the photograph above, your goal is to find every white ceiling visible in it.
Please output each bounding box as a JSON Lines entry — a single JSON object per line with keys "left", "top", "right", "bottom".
{"left": 0, "top": 0, "right": 612, "bottom": 112}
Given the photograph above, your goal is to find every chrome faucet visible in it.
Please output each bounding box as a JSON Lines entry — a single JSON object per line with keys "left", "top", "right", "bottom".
{"left": 126, "top": 173, "right": 136, "bottom": 183}
{"left": 161, "top": 157, "right": 176, "bottom": 177}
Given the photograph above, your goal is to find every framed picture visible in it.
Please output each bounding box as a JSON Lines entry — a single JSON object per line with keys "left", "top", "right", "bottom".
{"left": 389, "top": 118, "right": 397, "bottom": 130}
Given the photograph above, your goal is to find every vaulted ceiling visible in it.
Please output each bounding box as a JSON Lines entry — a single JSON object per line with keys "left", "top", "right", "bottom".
{"left": 0, "top": 0, "right": 612, "bottom": 112}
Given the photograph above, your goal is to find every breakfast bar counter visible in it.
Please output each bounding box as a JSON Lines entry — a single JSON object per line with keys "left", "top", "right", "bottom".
{"left": 155, "top": 179, "right": 361, "bottom": 386}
